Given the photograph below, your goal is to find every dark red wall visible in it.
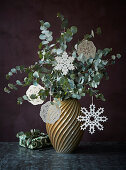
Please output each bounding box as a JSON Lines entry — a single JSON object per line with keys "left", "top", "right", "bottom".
{"left": 0, "top": 0, "right": 126, "bottom": 142}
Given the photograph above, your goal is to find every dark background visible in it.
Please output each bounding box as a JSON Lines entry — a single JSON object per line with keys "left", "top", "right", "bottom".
{"left": 0, "top": 0, "right": 126, "bottom": 142}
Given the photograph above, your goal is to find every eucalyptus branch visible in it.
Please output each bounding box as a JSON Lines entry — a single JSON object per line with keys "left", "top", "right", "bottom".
{"left": 4, "top": 13, "right": 121, "bottom": 103}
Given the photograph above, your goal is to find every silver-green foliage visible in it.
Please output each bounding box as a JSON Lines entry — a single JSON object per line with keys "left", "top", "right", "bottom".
{"left": 4, "top": 13, "right": 121, "bottom": 104}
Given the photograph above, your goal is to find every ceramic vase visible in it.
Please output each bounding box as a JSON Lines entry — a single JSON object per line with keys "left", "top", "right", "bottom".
{"left": 46, "top": 99, "right": 83, "bottom": 153}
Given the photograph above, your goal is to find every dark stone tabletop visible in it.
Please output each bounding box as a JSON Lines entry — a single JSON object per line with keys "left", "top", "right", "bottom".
{"left": 0, "top": 142, "right": 126, "bottom": 170}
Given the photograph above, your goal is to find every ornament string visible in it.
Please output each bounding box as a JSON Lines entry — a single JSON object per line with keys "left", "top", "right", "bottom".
{"left": 50, "top": 86, "right": 51, "bottom": 102}
{"left": 92, "top": 96, "right": 93, "bottom": 104}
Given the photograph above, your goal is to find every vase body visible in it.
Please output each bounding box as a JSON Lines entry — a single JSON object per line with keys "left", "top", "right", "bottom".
{"left": 46, "top": 99, "right": 84, "bottom": 153}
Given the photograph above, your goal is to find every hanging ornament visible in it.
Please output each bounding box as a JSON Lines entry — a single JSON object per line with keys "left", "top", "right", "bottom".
{"left": 47, "top": 103, "right": 61, "bottom": 124}
{"left": 54, "top": 51, "right": 75, "bottom": 75}
{"left": 40, "top": 101, "right": 52, "bottom": 123}
{"left": 40, "top": 86, "right": 61, "bottom": 124}
{"left": 77, "top": 96, "right": 108, "bottom": 134}
{"left": 77, "top": 39, "right": 96, "bottom": 60}
{"left": 26, "top": 84, "right": 45, "bottom": 105}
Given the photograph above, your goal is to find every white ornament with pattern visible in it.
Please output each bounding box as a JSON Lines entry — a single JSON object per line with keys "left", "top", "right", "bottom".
{"left": 54, "top": 51, "right": 75, "bottom": 75}
{"left": 40, "top": 87, "right": 61, "bottom": 124}
{"left": 40, "top": 101, "right": 51, "bottom": 123}
{"left": 77, "top": 97, "right": 108, "bottom": 134}
{"left": 40, "top": 101, "right": 61, "bottom": 124}
{"left": 26, "top": 84, "right": 44, "bottom": 105}
{"left": 47, "top": 103, "right": 61, "bottom": 124}
{"left": 77, "top": 39, "right": 96, "bottom": 60}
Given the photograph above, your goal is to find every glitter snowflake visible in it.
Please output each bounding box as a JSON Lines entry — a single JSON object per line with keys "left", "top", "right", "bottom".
{"left": 77, "top": 103, "right": 108, "bottom": 134}
{"left": 54, "top": 51, "right": 75, "bottom": 75}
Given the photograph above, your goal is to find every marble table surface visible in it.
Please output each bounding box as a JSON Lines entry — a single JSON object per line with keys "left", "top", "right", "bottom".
{"left": 0, "top": 142, "right": 126, "bottom": 170}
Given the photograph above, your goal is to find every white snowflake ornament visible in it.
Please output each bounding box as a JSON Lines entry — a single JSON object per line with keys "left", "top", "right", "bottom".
{"left": 77, "top": 98, "right": 108, "bottom": 134}
{"left": 54, "top": 51, "right": 75, "bottom": 75}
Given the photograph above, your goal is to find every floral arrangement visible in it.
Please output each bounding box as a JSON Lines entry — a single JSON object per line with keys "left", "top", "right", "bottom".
{"left": 4, "top": 13, "right": 121, "bottom": 107}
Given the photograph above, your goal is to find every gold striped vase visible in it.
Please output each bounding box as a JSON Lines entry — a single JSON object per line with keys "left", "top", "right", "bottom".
{"left": 46, "top": 99, "right": 84, "bottom": 153}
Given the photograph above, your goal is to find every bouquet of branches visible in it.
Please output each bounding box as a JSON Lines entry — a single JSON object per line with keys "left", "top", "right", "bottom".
{"left": 4, "top": 13, "right": 121, "bottom": 106}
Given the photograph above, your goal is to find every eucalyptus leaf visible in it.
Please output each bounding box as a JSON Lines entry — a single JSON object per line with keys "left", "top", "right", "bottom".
{"left": 8, "top": 72, "right": 13, "bottom": 76}
{"left": 40, "top": 26, "right": 46, "bottom": 31}
{"left": 4, "top": 87, "right": 10, "bottom": 93}
{"left": 8, "top": 83, "right": 17, "bottom": 90}
{"left": 111, "top": 55, "right": 116, "bottom": 60}
{"left": 42, "top": 41, "right": 49, "bottom": 45}
{"left": 56, "top": 49, "right": 63, "bottom": 54}
{"left": 116, "top": 54, "right": 121, "bottom": 59}
{"left": 57, "top": 13, "right": 64, "bottom": 21}
{"left": 23, "top": 95, "right": 28, "bottom": 101}
{"left": 74, "top": 44, "right": 78, "bottom": 50}
{"left": 16, "top": 80, "right": 23, "bottom": 86}
{"left": 47, "top": 36, "right": 53, "bottom": 42}
{"left": 33, "top": 81, "right": 38, "bottom": 86}
{"left": 33, "top": 71, "right": 39, "bottom": 78}
{"left": 68, "top": 79, "right": 75, "bottom": 89}
{"left": 39, "top": 34, "right": 46, "bottom": 40}
{"left": 17, "top": 97, "right": 23, "bottom": 104}
{"left": 11, "top": 68, "right": 17, "bottom": 73}
{"left": 42, "top": 30, "right": 50, "bottom": 35}
{"left": 43, "top": 22, "right": 50, "bottom": 28}
{"left": 70, "top": 26, "right": 77, "bottom": 34}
